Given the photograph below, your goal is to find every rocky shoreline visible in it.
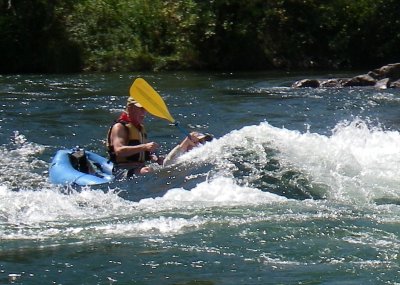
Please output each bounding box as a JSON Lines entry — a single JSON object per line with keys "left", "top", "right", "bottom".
{"left": 292, "top": 63, "right": 400, "bottom": 89}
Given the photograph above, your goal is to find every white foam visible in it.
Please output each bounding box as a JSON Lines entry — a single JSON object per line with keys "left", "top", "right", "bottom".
{"left": 0, "top": 132, "right": 47, "bottom": 190}
{"left": 260, "top": 120, "right": 399, "bottom": 203}
{"left": 95, "top": 215, "right": 206, "bottom": 236}
{"left": 0, "top": 186, "right": 128, "bottom": 225}
{"left": 158, "top": 177, "right": 286, "bottom": 204}
{"left": 174, "top": 119, "right": 400, "bottom": 204}
{"left": 1, "top": 120, "right": 399, "bottom": 241}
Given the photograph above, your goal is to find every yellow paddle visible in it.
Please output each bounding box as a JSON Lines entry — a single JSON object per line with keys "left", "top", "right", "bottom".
{"left": 129, "top": 78, "right": 189, "bottom": 136}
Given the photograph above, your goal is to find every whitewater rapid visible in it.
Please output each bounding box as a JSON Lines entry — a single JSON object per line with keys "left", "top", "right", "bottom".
{"left": 1, "top": 119, "right": 399, "bottom": 243}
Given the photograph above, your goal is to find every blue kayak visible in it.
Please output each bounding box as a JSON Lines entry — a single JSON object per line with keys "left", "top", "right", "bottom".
{"left": 49, "top": 148, "right": 114, "bottom": 186}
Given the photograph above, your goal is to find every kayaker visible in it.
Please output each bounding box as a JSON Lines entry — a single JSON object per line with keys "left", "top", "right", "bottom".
{"left": 107, "top": 97, "right": 161, "bottom": 178}
{"left": 107, "top": 97, "right": 213, "bottom": 178}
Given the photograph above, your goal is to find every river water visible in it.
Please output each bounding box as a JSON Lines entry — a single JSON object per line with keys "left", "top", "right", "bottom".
{"left": 0, "top": 72, "right": 399, "bottom": 284}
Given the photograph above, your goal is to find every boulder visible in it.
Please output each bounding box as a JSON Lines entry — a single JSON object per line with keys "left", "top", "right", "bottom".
{"left": 292, "top": 63, "right": 400, "bottom": 88}
{"left": 391, "top": 79, "right": 400, "bottom": 88}
{"left": 374, "top": 78, "right": 390, "bottom": 89}
{"left": 292, "top": 79, "right": 320, "bottom": 88}
{"left": 320, "top": 78, "right": 348, "bottom": 88}
{"left": 342, "top": 74, "right": 376, "bottom": 87}
{"left": 368, "top": 63, "right": 400, "bottom": 81}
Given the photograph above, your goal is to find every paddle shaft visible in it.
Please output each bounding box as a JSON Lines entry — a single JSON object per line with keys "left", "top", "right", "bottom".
{"left": 173, "top": 122, "right": 190, "bottom": 138}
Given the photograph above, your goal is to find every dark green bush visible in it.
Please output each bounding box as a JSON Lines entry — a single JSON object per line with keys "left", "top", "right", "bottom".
{"left": 0, "top": 0, "right": 399, "bottom": 73}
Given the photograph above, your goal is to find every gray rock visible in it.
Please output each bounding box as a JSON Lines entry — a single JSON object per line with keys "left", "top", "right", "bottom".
{"left": 375, "top": 78, "right": 390, "bottom": 89}
{"left": 292, "top": 79, "right": 320, "bottom": 88}
{"left": 391, "top": 79, "right": 400, "bottom": 88}
{"left": 292, "top": 63, "right": 400, "bottom": 88}
{"left": 343, "top": 74, "right": 376, "bottom": 87}
{"left": 320, "top": 78, "right": 348, "bottom": 88}
{"left": 368, "top": 63, "right": 400, "bottom": 81}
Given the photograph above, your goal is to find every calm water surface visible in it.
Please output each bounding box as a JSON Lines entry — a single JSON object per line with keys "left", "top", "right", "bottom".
{"left": 0, "top": 72, "right": 399, "bottom": 284}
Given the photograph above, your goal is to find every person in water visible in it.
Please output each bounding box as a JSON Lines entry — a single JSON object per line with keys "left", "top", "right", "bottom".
{"left": 107, "top": 97, "right": 213, "bottom": 178}
{"left": 163, "top": 132, "right": 213, "bottom": 167}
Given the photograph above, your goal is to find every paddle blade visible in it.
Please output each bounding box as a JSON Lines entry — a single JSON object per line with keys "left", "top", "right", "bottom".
{"left": 129, "top": 78, "right": 175, "bottom": 123}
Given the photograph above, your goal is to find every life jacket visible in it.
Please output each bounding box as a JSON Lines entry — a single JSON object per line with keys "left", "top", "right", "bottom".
{"left": 107, "top": 112, "right": 151, "bottom": 164}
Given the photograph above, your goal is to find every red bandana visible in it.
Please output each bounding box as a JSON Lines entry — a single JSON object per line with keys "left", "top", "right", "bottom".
{"left": 118, "top": 111, "right": 131, "bottom": 123}
{"left": 117, "top": 111, "right": 141, "bottom": 129}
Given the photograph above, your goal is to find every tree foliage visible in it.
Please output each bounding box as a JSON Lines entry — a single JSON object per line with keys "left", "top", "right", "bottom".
{"left": 0, "top": 0, "right": 399, "bottom": 73}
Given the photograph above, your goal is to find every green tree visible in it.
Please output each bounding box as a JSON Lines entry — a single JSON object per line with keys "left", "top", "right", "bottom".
{"left": 0, "top": 0, "right": 399, "bottom": 73}
{"left": 0, "top": 0, "right": 81, "bottom": 73}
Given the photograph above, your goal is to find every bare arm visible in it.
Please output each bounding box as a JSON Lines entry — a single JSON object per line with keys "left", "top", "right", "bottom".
{"left": 163, "top": 133, "right": 199, "bottom": 167}
{"left": 110, "top": 123, "right": 158, "bottom": 158}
